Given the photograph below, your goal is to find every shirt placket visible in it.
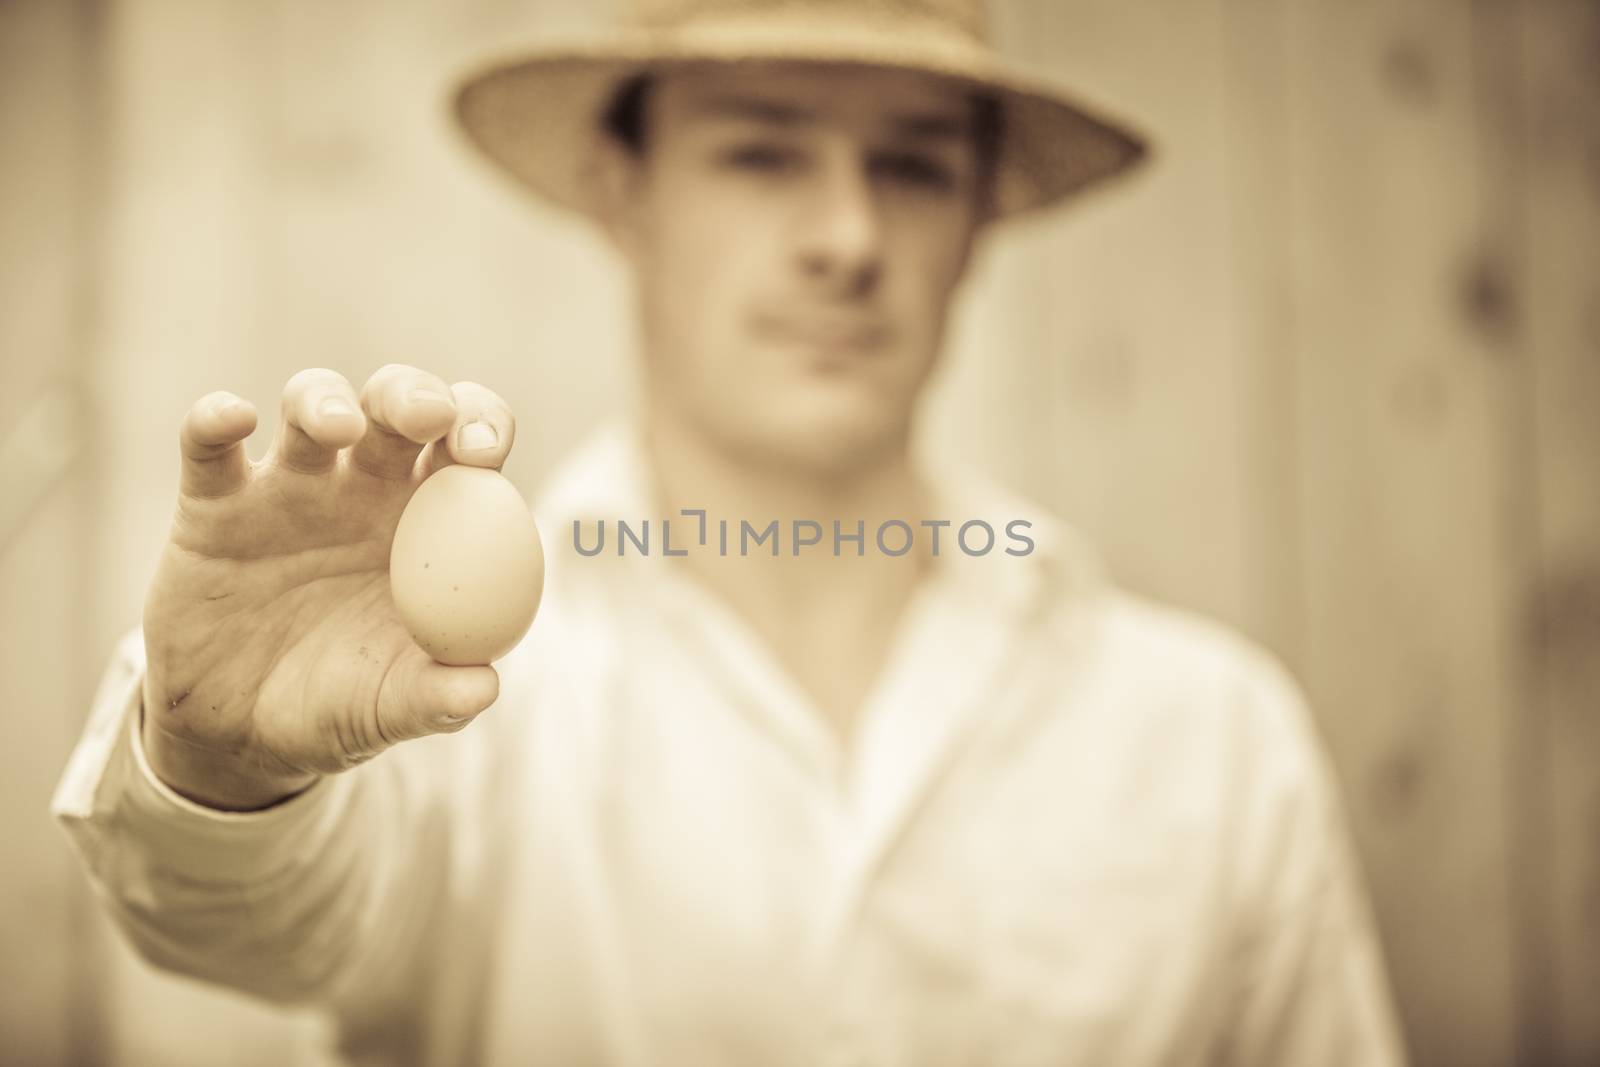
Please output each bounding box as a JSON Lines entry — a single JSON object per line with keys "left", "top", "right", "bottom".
{"left": 810, "top": 574, "right": 1032, "bottom": 982}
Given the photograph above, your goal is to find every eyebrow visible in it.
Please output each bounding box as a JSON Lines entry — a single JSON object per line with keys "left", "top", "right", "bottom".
{"left": 692, "top": 95, "right": 975, "bottom": 141}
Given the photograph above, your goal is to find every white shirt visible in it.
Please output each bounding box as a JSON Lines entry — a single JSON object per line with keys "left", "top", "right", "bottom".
{"left": 53, "top": 419, "right": 1407, "bottom": 1066}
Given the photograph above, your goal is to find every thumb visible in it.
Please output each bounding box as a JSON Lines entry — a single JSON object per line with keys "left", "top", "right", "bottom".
{"left": 376, "top": 650, "right": 501, "bottom": 745}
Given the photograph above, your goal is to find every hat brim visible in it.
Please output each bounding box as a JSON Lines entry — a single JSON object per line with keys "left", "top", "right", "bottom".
{"left": 451, "top": 22, "right": 1150, "bottom": 224}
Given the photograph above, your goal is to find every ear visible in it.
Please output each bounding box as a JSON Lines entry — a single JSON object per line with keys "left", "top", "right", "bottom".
{"left": 590, "top": 135, "right": 648, "bottom": 260}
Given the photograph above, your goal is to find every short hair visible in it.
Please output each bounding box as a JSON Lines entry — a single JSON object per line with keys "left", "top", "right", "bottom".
{"left": 601, "top": 73, "right": 653, "bottom": 156}
{"left": 599, "top": 71, "right": 1005, "bottom": 210}
{"left": 969, "top": 91, "right": 1004, "bottom": 216}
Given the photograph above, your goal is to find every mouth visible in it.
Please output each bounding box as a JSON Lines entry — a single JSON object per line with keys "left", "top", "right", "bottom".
{"left": 754, "top": 311, "right": 890, "bottom": 355}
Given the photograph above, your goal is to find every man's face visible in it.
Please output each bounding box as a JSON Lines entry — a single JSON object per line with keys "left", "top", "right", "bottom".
{"left": 601, "top": 62, "right": 990, "bottom": 473}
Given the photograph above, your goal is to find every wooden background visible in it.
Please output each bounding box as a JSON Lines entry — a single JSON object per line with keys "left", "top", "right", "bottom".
{"left": 1, "top": 1, "right": 1595, "bottom": 1064}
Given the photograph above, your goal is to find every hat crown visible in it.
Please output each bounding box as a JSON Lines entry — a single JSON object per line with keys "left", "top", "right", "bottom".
{"left": 626, "top": 0, "right": 990, "bottom": 43}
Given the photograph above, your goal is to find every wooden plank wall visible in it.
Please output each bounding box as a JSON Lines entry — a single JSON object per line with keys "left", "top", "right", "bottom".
{"left": 0, "top": 2, "right": 99, "bottom": 1065}
{"left": 1, "top": 1, "right": 1592, "bottom": 1064}
{"left": 1502, "top": 5, "right": 1600, "bottom": 1064}
{"left": 1281, "top": 4, "right": 1522, "bottom": 1063}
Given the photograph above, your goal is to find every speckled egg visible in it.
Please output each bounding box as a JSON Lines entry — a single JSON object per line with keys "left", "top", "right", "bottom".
{"left": 389, "top": 464, "right": 544, "bottom": 665}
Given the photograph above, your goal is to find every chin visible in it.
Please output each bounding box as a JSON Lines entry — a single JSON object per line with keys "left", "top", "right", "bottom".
{"left": 738, "top": 402, "right": 908, "bottom": 476}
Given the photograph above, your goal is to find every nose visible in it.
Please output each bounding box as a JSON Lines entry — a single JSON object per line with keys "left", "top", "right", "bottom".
{"left": 794, "top": 148, "right": 884, "bottom": 295}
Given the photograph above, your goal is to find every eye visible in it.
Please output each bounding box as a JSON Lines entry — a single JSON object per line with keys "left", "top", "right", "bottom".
{"left": 718, "top": 143, "right": 804, "bottom": 174}
{"left": 871, "top": 151, "right": 957, "bottom": 191}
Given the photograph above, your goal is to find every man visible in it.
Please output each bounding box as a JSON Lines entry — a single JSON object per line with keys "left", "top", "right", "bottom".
{"left": 53, "top": 1, "right": 1408, "bottom": 1064}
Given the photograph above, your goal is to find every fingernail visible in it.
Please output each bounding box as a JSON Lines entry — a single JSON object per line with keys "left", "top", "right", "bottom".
{"left": 318, "top": 396, "right": 355, "bottom": 418}
{"left": 212, "top": 397, "right": 246, "bottom": 418}
{"left": 457, "top": 420, "right": 498, "bottom": 452}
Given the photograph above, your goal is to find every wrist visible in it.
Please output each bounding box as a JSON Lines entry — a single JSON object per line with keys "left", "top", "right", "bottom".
{"left": 137, "top": 693, "right": 317, "bottom": 813}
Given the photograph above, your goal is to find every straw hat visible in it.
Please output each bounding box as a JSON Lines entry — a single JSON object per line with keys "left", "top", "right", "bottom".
{"left": 450, "top": 0, "right": 1151, "bottom": 224}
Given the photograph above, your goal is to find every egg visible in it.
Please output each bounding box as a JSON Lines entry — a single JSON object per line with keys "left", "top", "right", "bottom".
{"left": 389, "top": 464, "right": 544, "bottom": 665}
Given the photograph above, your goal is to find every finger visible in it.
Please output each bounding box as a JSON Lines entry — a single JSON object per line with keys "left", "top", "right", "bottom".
{"left": 349, "top": 364, "right": 458, "bottom": 479}
{"left": 417, "top": 380, "right": 517, "bottom": 479}
{"left": 179, "top": 391, "right": 258, "bottom": 499}
{"left": 264, "top": 368, "right": 366, "bottom": 474}
{"left": 374, "top": 650, "right": 501, "bottom": 745}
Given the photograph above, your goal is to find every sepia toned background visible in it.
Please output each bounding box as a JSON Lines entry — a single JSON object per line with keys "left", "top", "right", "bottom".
{"left": 2, "top": 1, "right": 1596, "bottom": 1064}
